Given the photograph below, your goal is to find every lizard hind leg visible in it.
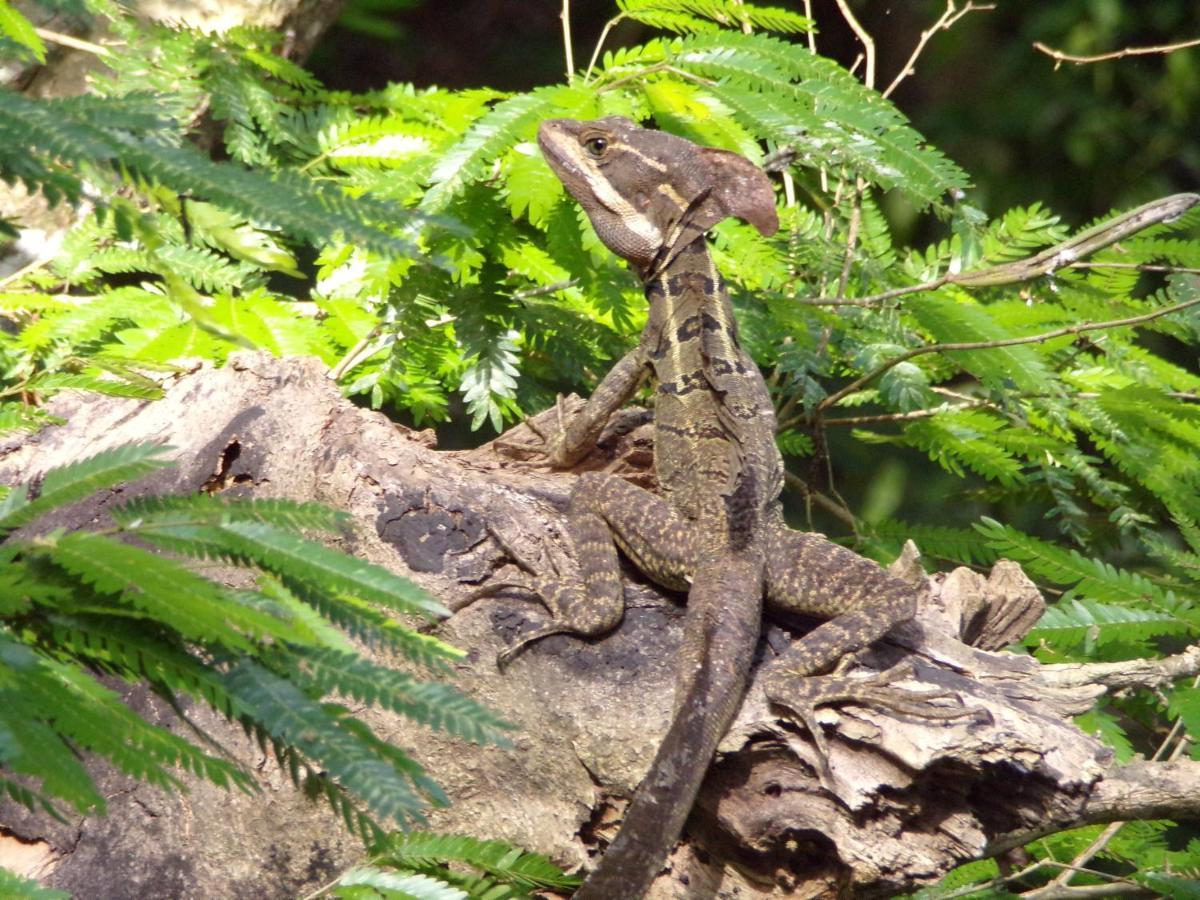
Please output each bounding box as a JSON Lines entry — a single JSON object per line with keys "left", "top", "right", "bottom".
{"left": 763, "top": 527, "right": 976, "bottom": 789}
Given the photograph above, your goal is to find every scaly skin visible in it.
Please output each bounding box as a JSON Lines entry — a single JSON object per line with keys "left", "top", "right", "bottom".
{"left": 476, "top": 118, "right": 963, "bottom": 898}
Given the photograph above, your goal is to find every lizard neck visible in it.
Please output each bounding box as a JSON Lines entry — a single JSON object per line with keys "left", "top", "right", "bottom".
{"left": 643, "top": 236, "right": 739, "bottom": 386}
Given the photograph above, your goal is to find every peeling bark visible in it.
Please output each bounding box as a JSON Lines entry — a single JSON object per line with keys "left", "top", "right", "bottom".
{"left": 0, "top": 353, "right": 1196, "bottom": 898}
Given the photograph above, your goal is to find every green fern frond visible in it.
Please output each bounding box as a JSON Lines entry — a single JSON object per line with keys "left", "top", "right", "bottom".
{"left": 213, "top": 521, "right": 449, "bottom": 618}
{"left": 223, "top": 660, "right": 439, "bottom": 829}
{"left": 372, "top": 831, "right": 581, "bottom": 893}
{"left": 0, "top": 403, "right": 57, "bottom": 437}
{"left": 867, "top": 519, "right": 999, "bottom": 567}
{"left": 0, "top": 867, "right": 68, "bottom": 900}
{"left": 1028, "top": 597, "right": 1187, "bottom": 649}
{"left": 331, "top": 867, "right": 467, "bottom": 899}
{"left": 0, "top": 2, "right": 45, "bottom": 62}
{"left": 975, "top": 518, "right": 1189, "bottom": 614}
{"left": 42, "top": 531, "right": 312, "bottom": 650}
{"left": 112, "top": 493, "right": 347, "bottom": 532}
{"left": 0, "top": 443, "right": 173, "bottom": 533}
{"left": 287, "top": 647, "right": 512, "bottom": 745}
{"left": 0, "top": 90, "right": 431, "bottom": 261}
{"left": 422, "top": 85, "right": 590, "bottom": 211}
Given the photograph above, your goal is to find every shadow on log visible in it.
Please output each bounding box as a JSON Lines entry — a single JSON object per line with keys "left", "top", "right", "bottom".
{"left": 1, "top": 353, "right": 1197, "bottom": 898}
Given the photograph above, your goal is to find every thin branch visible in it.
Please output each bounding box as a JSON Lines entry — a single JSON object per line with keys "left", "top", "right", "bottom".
{"left": 597, "top": 63, "right": 716, "bottom": 95}
{"left": 883, "top": 2, "right": 995, "bottom": 98}
{"left": 818, "top": 401, "right": 986, "bottom": 428}
{"left": 1034, "top": 36, "right": 1200, "bottom": 68}
{"left": 584, "top": 12, "right": 623, "bottom": 81}
{"left": 783, "top": 470, "right": 857, "bottom": 530}
{"left": 1068, "top": 261, "right": 1200, "bottom": 276}
{"left": 816, "top": 294, "right": 1200, "bottom": 414}
{"left": 834, "top": 181, "right": 865, "bottom": 300}
{"left": 832, "top": 0, "right": 876, "bottom": 88}
{"left": 560, "top": 0, "right": 576, "bottom": 83}
{"left": 843, "top": 192, "right": 1199, "bottom": 307}
{"left": 511, "top": 278, "right": 579, "bottom": 300}
{"left": 34, "top": 27, "right": 113, "bottom": 57}
{"left": 802, "top": 0, "right": 816, "bottom": 52}
{"left": 729, "top": 0, "right": 754, "bottom": 35}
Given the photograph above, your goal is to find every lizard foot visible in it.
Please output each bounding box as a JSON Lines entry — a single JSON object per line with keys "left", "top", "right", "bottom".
{"left": 458, "top": 524, "right": 583, "bottom": 667}
{"left": 766, "top": 661, "right": 978, "bottom": 792}
{"left": 492, "top": 394, "right": 586, "bottom": 468}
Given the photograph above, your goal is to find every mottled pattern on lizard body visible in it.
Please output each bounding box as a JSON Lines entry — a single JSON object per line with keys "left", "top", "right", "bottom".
{"left": 478, "top": 117, "right": 962, "bottom": 899}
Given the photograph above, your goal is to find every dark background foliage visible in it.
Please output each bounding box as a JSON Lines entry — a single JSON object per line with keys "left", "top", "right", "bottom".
{"left": 311, "top": 0, "right": 1199, "bottom": 221}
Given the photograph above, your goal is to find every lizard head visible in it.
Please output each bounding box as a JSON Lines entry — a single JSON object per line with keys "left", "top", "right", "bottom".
{"left": 537, "top": 116, "right": 778, "bottom": 279}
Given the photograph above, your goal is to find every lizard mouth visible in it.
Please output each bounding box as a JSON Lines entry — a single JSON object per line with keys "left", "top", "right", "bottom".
{"left": 536, "top": 120, "right": 593, "bottom": 197}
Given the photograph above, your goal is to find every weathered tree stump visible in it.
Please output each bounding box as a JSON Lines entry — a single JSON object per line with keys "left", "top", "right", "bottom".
{"left": 2, "top": 353, "right": 1197, "bottom": 898}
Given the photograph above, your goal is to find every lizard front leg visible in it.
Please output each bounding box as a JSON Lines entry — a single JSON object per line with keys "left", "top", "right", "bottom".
{"left": 524, "top": 344, "right": 650, "bottom": 467}
{"left": 473, "top": 472, "right": 695, "bottom": 663}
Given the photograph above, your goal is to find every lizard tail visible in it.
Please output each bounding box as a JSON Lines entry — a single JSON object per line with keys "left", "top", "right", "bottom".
{"left": 574, "top": 559, "right": 762, "bottom": 900}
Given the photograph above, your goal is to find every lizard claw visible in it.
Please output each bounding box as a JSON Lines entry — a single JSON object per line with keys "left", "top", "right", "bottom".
{"left": 767, "top": 661, "right": 977, "bottom": 793}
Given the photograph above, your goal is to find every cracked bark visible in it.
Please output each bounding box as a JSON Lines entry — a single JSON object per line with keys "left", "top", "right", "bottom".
{"left": 1, "top": 354, "right": 1197, "bottom": 899}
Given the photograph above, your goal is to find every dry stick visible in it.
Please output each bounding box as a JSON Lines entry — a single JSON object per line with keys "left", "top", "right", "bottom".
{"left": 1034, "top": 36, "right": 1200, "bottom": 68}
{"left": 833, "top": 0, "right": 876, "bottom": 88}
{"left": 816, "top": 294, "right": 1200, "bottom": 415}
{"left": 819, "top": 402, "right": 986, "bottom": 428}
{"left": 560, "top": 0, "right": 575, "bottom": 83}
{"left": 1068, "top": 262, "right": 1200, "bottom": 276}
{"left": 34, "top": 27, "right": 112, "bottom": 57}
{"left": 882, "top": 1, "right": 995, "bottom": 99}
{"left": 728, "top": 0, "right": 754, "bottom": 35}
{"left": 834, "top": 181, "right": 865, "bottom": 301}
{"left": 802, "top": 0, "right": 817, "bottom": 53}
{"left": 784, "top": 470, "right": 857, "bottom": 529}
{"left": 584, "top": 9, "right": 652, "bottom": 81}
{"left": 810, "top": 192, "right": 1200, "bottom": 309}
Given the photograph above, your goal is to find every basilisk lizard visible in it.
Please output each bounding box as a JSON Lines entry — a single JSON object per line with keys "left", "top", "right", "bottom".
{"left": 480, "top": 117, "right": 963, "bottom": 898}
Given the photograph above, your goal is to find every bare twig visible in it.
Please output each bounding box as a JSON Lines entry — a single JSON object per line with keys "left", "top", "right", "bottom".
{"left": 832, "top": 0, "right": 876, "bottom": 88}
{"left": 1068, "top": 262, "right": 1200, "bottom": 276}
{"left": 784, "top": 470, "right": 857, "bottom": 530}
{"left": 1034, "top": 36, "right": 1200, "bottom": 68}
{"left": 511, "top": 278, "right": 579, "bottom": 300}
{"left": 802, "top": 0, "right": 816, "bottom": 52}
{"left": 817, "top": 402, "right": 986, "bottom": 428}
{"left": 584, "top": 11, "right": 622, "bottom": 81}
{"left": 597, "top": 64, "right": 716, "bottom": 95}
{"left": 816, "top": 294, "right": 1200, "bottom": 414}
{"left": 835, "top": 181, "right": 865, "bottom": 300}
{"left": 883, "top": 2, "right": 995, "bottom": 98}
{"left": 560, "top": 0, "right": 575, "bottom": 83}
{"left": 728, "top": 0, "right": 754, "bottom": 35}
{"left": 1029, "top": 702, "right": 1193, "bottom": 896}
{"left": 34, "top": 27, "right": 113, "bottom": 57}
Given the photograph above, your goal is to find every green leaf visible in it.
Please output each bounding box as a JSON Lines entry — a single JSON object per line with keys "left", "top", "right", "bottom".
{"left": 332, "top": 867, "right": 466, "bottom": 900}
{"left": 214, "top": 521, "right": 448, "bottom": 618}
{"left": 0, "top": 2, "right": 46, "bottom": 62}
{"left": 907, "top": 293, "right": 1054, "bottom": 394}
{"left": 0, "top": 867, "right": 69, "bottom": 899}
{"left": 223, "top": 660, "right": 440, "bottom": 828}
{"left": 422, "top": 85, "right": 591, "bottom": 211}
{"left": 0, "top": 443, "right": 174, "bottom": 534}
{"left": 288, "top": 647, "right": 512, "bottom": 745}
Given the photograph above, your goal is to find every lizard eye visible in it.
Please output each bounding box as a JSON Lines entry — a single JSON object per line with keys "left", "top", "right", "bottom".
{"left": 584, "top": 136, "right": 608, "bottom": 158}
